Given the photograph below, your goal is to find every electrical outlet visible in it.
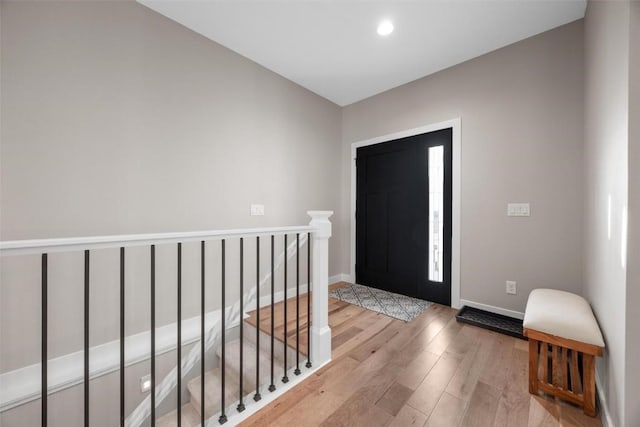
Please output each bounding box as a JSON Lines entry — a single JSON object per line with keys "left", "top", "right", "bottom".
{"left": 506, "top": 281, "right": 517, "bottom": 295}
{"left": 140, "top": 374, "right": 151, "bottom": 393}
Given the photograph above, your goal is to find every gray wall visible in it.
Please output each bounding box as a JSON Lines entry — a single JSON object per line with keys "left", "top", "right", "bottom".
{"left": 0, "top": 0, "right": 340, "bottom": 361}
{"left": 0, "top": 0, "right": 341, "bottom": 254}
{"left": 625, "top": 1, "right": 639, "bottom": 425}
{"left": 0, "top": 1, "right": 340, "bottom": 424}
{"left": 583, "top": 2, "right": 630, "bottom": 426}
{"left": 341, "top": 20, "right": 585, "bottom": 314}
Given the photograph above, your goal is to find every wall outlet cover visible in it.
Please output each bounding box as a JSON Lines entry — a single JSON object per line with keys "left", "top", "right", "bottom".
{"left": 506, "top": 280, "right": 517, "bottom": 295}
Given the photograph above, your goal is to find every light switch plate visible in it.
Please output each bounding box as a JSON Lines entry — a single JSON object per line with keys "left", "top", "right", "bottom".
{"left": 250, "top": 204, "right": 265, "bottom": 216}
{"left": 507, "top": 203, "right": 530, "bottom": 217}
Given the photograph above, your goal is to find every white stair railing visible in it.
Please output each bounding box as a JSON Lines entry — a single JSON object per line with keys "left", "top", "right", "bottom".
{"left": 0, "top": 211, "right": 333, "bottom": 427}
{"left": 125, "top": 232, "right": 310, "bottom": 427}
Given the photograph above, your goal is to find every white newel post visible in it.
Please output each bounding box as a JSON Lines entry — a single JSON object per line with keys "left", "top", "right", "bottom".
{"left": 308, "top": 210, "right": 333, "bottom": 366}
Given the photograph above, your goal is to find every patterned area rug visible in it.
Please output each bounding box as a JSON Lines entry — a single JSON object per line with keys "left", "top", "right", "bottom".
{"left": 329, "top": 283, "right": 432, "bottom": 322}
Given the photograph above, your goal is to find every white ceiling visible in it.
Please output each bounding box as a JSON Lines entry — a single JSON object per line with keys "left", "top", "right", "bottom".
{"left": 139, "top": 0, "right": 586, "bottom": 106}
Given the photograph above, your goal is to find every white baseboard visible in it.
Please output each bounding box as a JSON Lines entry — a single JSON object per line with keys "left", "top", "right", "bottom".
{"left": 329, "top": 273, "right": 351, "bottom": 284}
{"left": 595, "top": 371, "right": 614, "bottom": 427}
{"left": 459, "top": 299, "right": 524, "bottom": 320}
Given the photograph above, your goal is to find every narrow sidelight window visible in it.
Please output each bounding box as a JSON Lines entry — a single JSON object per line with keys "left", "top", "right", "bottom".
{"left": 428, "top": 145, "right": 444, "bottom": 282}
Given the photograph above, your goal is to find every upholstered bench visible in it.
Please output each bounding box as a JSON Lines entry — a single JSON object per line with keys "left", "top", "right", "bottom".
{"left": 523, "top": 289, "right": 604, "bottom": 417}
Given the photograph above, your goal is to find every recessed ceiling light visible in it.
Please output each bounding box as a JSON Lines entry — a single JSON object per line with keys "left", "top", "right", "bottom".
{"left": 377, "top": 20, "right": 394, "bottom": 36}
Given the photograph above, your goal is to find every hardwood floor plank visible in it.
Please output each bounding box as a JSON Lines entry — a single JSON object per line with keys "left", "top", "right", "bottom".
{"left": 445, "top": 331, "right": 495, "bottom": 401}
{"left": 319, "top": 392, "right": 394, "bottom": 427}
{"left": 348, "top": 320, "right": 406, "bottom": 362}
{"left": 419, "top": 352, "right": 462, "bottom": 392}
{"left": 424, "top": 392, "right": 468, "bottom": 427}
{"left": 528, "top": 396, "right": 561, "bottom": 427}
{"left": 406, "top": 384, "right": 445, "bottom": 420}
{"left": 459, "top": 381, "right": 501, "bottom": 427}
{"left": 239, "top": 289, "right": 602, "bottom": 427}
{"left": 375, "top": 381, "right": 414, "bottom": 416}
{"left": 493, "top": 396, "right": 530, "bottom": 427}
{"left": 239, "top": 356, "right": 360, "bottom": 427}
{"left": 558, "top": 400, "right": 603, "bottom": 427}
{"left": 479, "top": 333, "right": 515, "bottom": 392}
{"left": 406, "top": 352, "right": 461, "bottom": 416}
{"left": 387, "top": 404, "right": 429, "bottom": 427}
{"left": 424, "top": 315, "right": 465, "bottom": 356}
{"left": 493, "top": 347, "right": 530, "bottom": 427}
{"left": 515, "top": 338, "right": 530, "bottom": 352}
{"left": 396, "top": 349, "right": 440, "bottom": 390}
{"left": 332, "top": 314, "right": 395, "bottom": 359}
{"left": 332, "top": 325, "right": 363, "bottom": 350}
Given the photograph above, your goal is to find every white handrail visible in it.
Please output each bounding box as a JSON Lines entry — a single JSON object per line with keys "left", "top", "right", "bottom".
{"left": 0, "top": 225, "right": 315, "bottom": 256}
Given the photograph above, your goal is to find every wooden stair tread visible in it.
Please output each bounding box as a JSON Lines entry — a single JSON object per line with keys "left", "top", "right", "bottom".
{"left": 244, "top": 320, "right": 300, "bottom": 370}
{"left": 245, "top": 295, "right": 310, "bottom": 357}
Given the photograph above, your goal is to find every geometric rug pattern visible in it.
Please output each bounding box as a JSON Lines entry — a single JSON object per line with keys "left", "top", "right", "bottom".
{"left": 329, "top": 283, "right": 432, "bottom": 322}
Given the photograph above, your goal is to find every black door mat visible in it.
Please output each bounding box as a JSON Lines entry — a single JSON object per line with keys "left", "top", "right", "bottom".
{"left": 456, "top": 305, "right": 526, "bottom": 340}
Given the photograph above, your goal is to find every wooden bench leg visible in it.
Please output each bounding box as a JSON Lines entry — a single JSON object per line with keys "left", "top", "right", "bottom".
{"left": 528, "top": 338, "right": 539, "bottom": 394}
{"left": 583, "top": 354, "right": 596, "bottom": 417}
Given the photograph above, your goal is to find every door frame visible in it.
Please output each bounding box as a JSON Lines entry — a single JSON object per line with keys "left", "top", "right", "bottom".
{"left": 350, "top": 118, "right": 461, "bottom": 308}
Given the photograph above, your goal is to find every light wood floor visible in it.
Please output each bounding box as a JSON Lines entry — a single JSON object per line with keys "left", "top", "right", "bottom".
{"left": 240, "top": 283, "right": 603, "bottom": 427}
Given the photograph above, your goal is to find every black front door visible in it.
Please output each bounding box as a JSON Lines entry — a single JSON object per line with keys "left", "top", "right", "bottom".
{"left": 355, "top": 128, "right": 452, "bottom": 305}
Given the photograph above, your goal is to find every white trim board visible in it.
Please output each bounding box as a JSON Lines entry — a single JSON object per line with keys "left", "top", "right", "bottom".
{"left": 349, "top": 118, "right": 462, "bottom": 308}
{"left": 596, "top": 371, "right": 614, "bottom": 427}
{"left": 459, "top": 299, "right": 524, "bottom": 320}
{"left": 329, "top": 273, "right": 351, "bottom": 284}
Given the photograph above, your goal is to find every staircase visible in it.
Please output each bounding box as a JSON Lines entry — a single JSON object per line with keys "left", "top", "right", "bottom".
{"left": 157, "top": 318, "right": 302, "bottom": 427}
{"left": 0, "top": 211, "right": 333, "bottom": 427}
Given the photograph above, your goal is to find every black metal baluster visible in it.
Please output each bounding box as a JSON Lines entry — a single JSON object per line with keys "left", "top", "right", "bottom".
{"left": 84, "top": 250, "right": 90, "bottom": 427}
{"left": 268, "top": 235, "right": 275, "bottom": 392}
{"left": 150, "top": 245, "right": 156, "bottom": 426}
{"left": 306, "top": 233, "right": 312, "bottom": 369}
{"left": 120, "top": 248, "right": 125, "bottom": 426}
{"left": 282, "top": 235, "right": 289, "bottom": 384}
{"left": 237, "top": 238, "right": 245, "bottom": 412}
{"left": 177, "top": 243, "right": 182, "bottom": 427}
{"left": 294, "top": 235, "right": 300, "bottom": 376}
{"left": 253, "top": 236, "right": 261, "bottom": 402}
{"left": 200, "top": 241, "right": 205, "bottom": 426}
{"left": 42, "top": 253, "right": 48, "bottom": 427}
{"left": 219, "top": 240, "right": 227, "bottom": 424}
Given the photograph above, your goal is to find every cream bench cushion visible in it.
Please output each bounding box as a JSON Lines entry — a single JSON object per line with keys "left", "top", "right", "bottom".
{"left": 523, "top": 288, "right": 604, "bottom": 348}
